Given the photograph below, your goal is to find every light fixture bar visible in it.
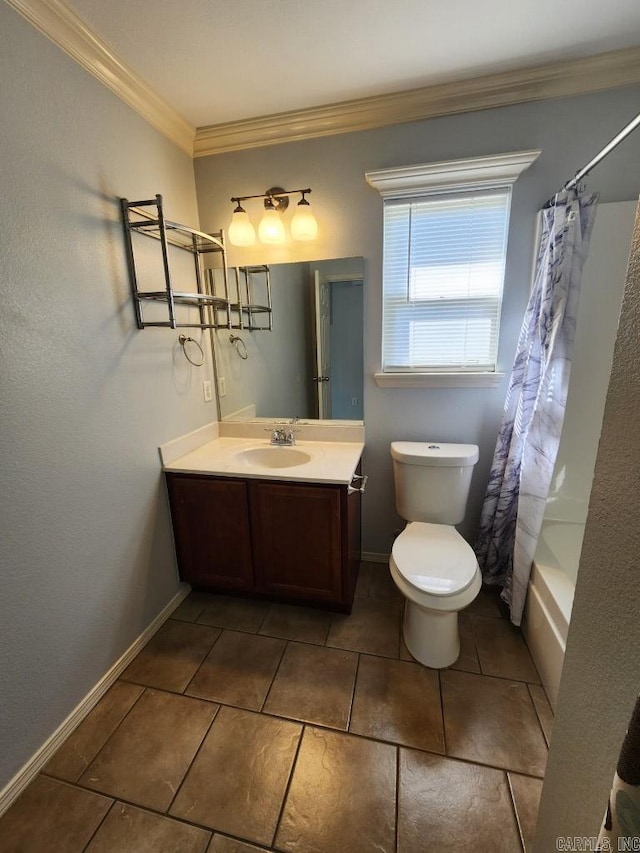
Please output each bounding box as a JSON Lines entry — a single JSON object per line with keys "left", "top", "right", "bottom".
{"left": 227, "top": 186, "right": 317, "bottom": 246}
{"left": 230, "top": 187, "right": 312, "bottom": 204}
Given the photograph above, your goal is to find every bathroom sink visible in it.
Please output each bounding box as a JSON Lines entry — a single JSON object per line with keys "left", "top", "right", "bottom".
{"left": 236, "top": 446, "right": 312, "bottom": 469}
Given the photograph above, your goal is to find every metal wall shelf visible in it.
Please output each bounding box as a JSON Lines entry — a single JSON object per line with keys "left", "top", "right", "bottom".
{"left": 121, "top": 194, "right": 231, "bottom": 330}
{"left": 229, "top": 265, "right": 273, "bottom": 331}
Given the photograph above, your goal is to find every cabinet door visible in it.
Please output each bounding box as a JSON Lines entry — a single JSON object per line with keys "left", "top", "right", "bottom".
{"left": 250, "top": 481, "right": 343, "bottom": 604}
{"left": 166, "top": 474, "right": 253, "bottom": 591}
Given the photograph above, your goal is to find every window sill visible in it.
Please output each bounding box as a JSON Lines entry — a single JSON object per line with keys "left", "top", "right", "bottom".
{"left": 374, "top": 372, "right": 505, "bottom": 388}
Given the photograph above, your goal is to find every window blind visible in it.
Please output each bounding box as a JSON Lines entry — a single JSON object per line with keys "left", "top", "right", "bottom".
{"left": 382, "top": 188, "right": 511, "bottom": 373}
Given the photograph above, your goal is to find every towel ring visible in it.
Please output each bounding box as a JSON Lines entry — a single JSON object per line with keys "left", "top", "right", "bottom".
{"left": 229, "top": 334, "right": 248, "bottom": 360}
{"left": 178, "top": 334, "right": 205, "bottom": 367}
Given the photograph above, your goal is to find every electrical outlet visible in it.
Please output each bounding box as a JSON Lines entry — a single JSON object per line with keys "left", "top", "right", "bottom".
{"left": 351, "top": 397, "right": 359, "bottom": 406}
{"left": 203, "top": 380, "right": 212, "bottom": 402}
{"left": 218, "top": 376, "right": 227, "bottom": 397}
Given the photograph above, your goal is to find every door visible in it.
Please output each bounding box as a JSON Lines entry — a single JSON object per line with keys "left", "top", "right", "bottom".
{"left": 313, "top": 269, "right": 331, "bottom": 418}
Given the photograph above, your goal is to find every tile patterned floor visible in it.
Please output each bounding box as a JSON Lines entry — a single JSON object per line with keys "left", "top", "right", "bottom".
{"left": 0, "top": 562, "right": 552, "bottom": 853}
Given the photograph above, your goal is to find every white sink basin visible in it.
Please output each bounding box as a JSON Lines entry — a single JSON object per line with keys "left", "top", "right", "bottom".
{"left": 236, "top": 446, "right": 312, "bottom": 469}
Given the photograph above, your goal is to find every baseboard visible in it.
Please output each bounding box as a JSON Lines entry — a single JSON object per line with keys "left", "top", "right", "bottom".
{"left": 0, "top": 583, "right": 191, "bottom": 817}
{"left": 361, "top": 551, "right": 390, "bottom": 564}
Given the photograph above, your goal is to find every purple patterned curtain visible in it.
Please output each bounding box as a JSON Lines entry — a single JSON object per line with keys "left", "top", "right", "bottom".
{"left": 475, "top": 189, "right": 599, "bottom": 625}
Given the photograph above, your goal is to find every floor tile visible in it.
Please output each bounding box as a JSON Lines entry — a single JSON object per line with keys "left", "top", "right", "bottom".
{"left": 275, "top": 727, "right": 396, "bottom": 853}
{"left": 441, "top": 670, "right": 548, "bottom": 776}
{"left": 170, "top": 706, "right": 301, "bottom": 846}
{"left": 263, "top": 642, "right": 358, "bottom": 729}
{"left": 472, "top": 615, "right": 541, "bottom": 682}
{"left": 186, "top": 630, "right": 285, "bottom": 711}
{"left": 367, "top": 563, "right": 403, "bottom": 602}
{"left": 508, "top": 772, "right": 544, "bottom": 853}
{"left": 208, "top": 837, "right": 269, "bottom": 853}
{"left": 354, "top": 562, "right": 373, "bottom": 598}
{"left": 85, "top": 801, "right": 211, "bottom": 853}
{"left": 326, "top": 597, "right": 402, "bottom": 658}
{"left": 197, "top": 595, "right": 269, "bottom": 633}
{"left": 121, "top": 620, "right": 221, "bottom": 693}
{"left": 0, "top": 775, "right": 112, "bottom": 853}
{"left": 44, "top": 681, "right": 144, "bottom": 782}
{"left": 80, "top": 689, "right": 218, "bottom": 811}
{"left": 259, "top": 602, "right": 332, "bottom": 645}
{"left": 349, "top": 655, "right": 445, "bottom": 752}
{"left": 528, "top": 683, "right": 555, "bottom": 746}
{"left": 449, "top": 612, "right": 481, "bottom": 674}
{"left": 467, "top": 585, "right": 504, "bottom": 618}
{"left": 172, "top": 592, "right": 215, "bottom": 623}
{"left": 398, "top": 749, "right": 521, "bottom": 852}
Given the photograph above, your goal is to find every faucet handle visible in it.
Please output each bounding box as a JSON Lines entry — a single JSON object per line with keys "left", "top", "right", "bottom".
{"left": 284, "top": 429, "right": 297, "bottom": 446}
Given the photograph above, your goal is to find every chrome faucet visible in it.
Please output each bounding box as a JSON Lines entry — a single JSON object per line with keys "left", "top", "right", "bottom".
{"left": 267, "top": 426, "right": 299, "bottom": 446}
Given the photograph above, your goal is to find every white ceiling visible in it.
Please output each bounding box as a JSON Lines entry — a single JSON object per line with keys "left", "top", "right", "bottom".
{"left": 65, "top": 0, "right": 640, "bottom": 129}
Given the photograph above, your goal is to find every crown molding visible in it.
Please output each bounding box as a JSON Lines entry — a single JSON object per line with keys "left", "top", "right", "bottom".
{"left": 194, "top": 46, "right": 640, "bottom": 157}
{"left": 7, "top": 0, "right": 640, "bottom": 161}
{"left": 6, "top": 0, "right": 195, "bottom": 156}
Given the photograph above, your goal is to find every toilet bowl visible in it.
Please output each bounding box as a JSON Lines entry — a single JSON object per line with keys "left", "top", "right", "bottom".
{"left": 389, "top": 441, "right": 480, "bottom": 669}
{"left": 390, "top": 521, "right": 481, "bottom": 668}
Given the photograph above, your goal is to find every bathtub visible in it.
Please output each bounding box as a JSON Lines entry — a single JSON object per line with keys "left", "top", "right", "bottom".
{"left": 522, "top": 517, "right": 585, "bottom": 710}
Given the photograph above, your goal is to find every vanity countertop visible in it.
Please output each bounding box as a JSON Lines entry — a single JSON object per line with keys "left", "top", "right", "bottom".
{"left": 163, "top": 435, "right": 364, "bottom": 485}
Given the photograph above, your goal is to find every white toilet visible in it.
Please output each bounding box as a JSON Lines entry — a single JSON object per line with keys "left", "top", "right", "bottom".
{"left": 389, "top": 441, "right": 482, "bottom": 669}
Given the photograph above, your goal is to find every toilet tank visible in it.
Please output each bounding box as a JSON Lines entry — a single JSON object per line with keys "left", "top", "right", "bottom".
{"left": 391, "top": 442, "right": 479, "bottom": 525}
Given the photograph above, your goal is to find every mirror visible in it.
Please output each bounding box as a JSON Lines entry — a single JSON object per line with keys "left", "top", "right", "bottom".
{"left": 213, "top": 257, "right": 364, "bottom": 422}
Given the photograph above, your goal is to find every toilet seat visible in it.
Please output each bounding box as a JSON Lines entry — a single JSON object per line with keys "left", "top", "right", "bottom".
{"left": 391, "top": 522, "right": 478, "bottom": 596}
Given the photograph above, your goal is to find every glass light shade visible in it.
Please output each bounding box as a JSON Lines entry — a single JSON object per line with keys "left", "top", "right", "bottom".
{"left": 228, "top": 209, "right": 255, "bottom": 246}
{"left": 290, "top": 202, "right": 318, "bottom": 241}
{"left": 258, "top": 208, "right": 286, "bottom": 244}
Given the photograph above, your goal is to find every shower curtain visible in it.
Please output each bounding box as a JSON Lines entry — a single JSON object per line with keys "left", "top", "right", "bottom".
{"left": 475, "top": 189, "right": 598, "bottom": 625}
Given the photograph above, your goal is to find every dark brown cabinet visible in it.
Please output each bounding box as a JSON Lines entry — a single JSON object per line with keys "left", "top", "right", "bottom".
{"left": 165, "top": 476, "right": 254, "bottom": 591}
{"left": 165, "top": 470, "right": 361, "bottom": 612}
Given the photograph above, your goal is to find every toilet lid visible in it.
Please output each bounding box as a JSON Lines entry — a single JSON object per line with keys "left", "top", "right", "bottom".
{"left": 391, "top": 522, "right": 478, "bottom": 596}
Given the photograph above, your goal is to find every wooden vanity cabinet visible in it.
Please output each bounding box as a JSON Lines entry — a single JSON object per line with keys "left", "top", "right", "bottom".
{"left": 165, "top": 471, "right": 361, "bottom": 612}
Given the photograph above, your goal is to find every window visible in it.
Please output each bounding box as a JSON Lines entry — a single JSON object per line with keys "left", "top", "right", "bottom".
{"left": 366, "top": 150, "right": 540, "bottom": 387}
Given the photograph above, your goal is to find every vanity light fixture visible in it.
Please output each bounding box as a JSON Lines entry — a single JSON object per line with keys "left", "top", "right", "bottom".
{"left": 290, "top": 190, "right": 319, "bottom": 241}
{"left": 258, "top": 194, "right": 287, "bottom": 244}
{"left": 227, "top": 201, "right": 255, "bottom": 246}
{"left": 228, "top": 187, "right": 317, "bottom": 246}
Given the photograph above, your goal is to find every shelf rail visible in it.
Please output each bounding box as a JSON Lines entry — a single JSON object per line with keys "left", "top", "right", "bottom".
{"left": 120, "top": 194, "right": 230, "bottom": 330}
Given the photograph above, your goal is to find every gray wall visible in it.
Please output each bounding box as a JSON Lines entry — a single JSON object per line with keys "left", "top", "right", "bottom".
{"left": 0, "top": 4, "right": 215, "bottom": 788}
{"left": 193, "top": 86, "right": 640, "bottom": 555}
{"left": 534, "top": 203, "right": 640, "bottom": 849}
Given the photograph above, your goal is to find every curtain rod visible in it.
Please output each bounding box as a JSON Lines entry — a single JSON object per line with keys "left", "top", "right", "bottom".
{"left": 559, "top": 111, "right": 640, "bottom": 194}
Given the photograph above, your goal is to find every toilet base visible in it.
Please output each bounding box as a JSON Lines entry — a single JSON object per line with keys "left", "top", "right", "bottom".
{"left": 403, "top": 601, "right": 460, "bottom": 669}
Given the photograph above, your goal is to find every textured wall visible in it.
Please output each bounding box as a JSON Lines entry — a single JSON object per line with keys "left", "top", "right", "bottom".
{"left": 194, "top": 86, "right": 640, "bottom": 554}
{"left": 534, "top": 204, "right": 640, "bottom": 847}
{"left": 0, "top": 4, "right": 213, "bottom": 788}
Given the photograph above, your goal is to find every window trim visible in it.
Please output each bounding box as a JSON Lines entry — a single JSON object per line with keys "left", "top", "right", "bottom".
{"left": 373, "top": 371, "right": 505, "bottom": 388}
{"left": 365, "top": 150, "right": 541, "bottom": 198}
{"left": 366, "top": 150, "right": 540, "bottom": 388}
